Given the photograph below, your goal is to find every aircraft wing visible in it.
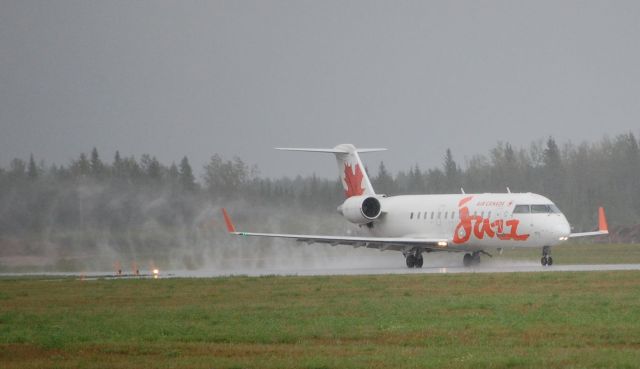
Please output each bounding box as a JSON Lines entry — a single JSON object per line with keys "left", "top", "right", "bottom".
{"left": 569, "top": 207, "right": 609, "bottom": 238}
{"left": 569, "top": 230, "right": 608, "bottom": 238}
{"left": 222, "top": 209, "right": 450, "bottom": 252}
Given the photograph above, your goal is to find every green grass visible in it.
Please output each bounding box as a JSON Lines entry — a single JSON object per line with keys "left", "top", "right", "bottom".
{"left": 500, "top": 242, "right": 640, "bottom": 264}
{"left": 1, "top": 272, "right": 640, "bottom": 368}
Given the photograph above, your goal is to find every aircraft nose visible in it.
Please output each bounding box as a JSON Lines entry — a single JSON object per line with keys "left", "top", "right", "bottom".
{"left": 557, "top": 214, "right": 571, "bottom": 240}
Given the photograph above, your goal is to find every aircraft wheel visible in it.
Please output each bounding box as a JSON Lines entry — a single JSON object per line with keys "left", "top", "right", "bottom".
{"left": 547, "top": 257, "right": 553, "bottom": 266}
{"left": 463, "top": 253, "right": 473, "bottom": 267}
{"left": 472, "top": 252, "right": 481, "bottom": 266}
{"left": 415, "top": 255, "right": 424, "bottom": 268}
{"left": 406, "top": 254, "right": 416, "bottom": 268}
{"left": 541, "top": 257, "right": 548, "bottom": 266}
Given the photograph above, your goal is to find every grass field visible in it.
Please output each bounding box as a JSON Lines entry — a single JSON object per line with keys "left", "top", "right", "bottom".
{"left": 500, "top": 242, "right": 640, "bottom": 264}
{"left": 2, "top": 271, "right": 640, "bottom": 368}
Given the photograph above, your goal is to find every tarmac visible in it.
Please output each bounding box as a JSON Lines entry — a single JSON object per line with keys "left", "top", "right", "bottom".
{"left": 170, "top": 262, "right": 640, "bottom": 277}
{"left": 4, "top": 261, "right": 640, "bottom": 279}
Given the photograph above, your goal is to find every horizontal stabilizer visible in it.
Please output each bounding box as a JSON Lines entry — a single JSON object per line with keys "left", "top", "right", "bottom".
{"left": 276, "top": 147, "right": 386, "bottom": 154}
{"left": 276, "top": 144, "right": 384, "bottom": 198}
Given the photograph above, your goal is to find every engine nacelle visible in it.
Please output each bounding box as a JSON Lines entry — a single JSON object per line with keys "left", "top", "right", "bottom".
{"left": 338, "top": 196, "right": 383, "bottom": 224}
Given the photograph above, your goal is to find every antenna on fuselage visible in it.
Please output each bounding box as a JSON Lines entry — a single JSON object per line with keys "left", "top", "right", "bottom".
{"left": 460, "top": 188, "right": 465, "bottom": 194}
{"left": 506, "top": 187, "right": 511, "bottom": 193}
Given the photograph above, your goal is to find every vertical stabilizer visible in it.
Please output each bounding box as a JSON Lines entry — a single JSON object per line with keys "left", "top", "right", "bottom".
{"left": 333, "top": 144, "right": 375, "bottom": 198}
{"left": 275, "top": 144, "right": 386, "bottom": 198}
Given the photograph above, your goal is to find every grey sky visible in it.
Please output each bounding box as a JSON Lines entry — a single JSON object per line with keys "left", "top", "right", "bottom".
{"left": 1, "top": 1, "right": 639, "bottom": 179}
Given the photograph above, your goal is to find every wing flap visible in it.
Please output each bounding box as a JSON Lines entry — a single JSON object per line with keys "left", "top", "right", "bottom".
{"left": 232, "top": 230, "right": 449, "bottom": 251}
{"left": 222, "top": 209, "right": 449, "bottom": 252}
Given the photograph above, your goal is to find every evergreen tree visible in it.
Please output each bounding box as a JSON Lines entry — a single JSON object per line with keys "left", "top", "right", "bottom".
{"left": 112, "top": 151, "right": 123, "bottom": 178}
{"left": 373, "top": 161, "right": 394, "bottom": 195}
{"left": 167, "top": 163, "right": 180, "bottom": 184}
{"left": 27, "top": 154, "right": 38, "bottom": 180}
{"left": 543, "top": 137, "right": 562, "bottom": 171}
{"left": 443, "top": 148, "right": 459, "bottom": 191}
{"left": 140, "top": 154, "right": 163, "bottom": 182}
{"left": 90, "top": 147, "right": 105, "bottom": 178}
{"left": 179, "top": 156, "right": 196, "bottom": 191}
{"left": 407, "top": 164, "right": 424, "bottom": 194}
{"left": 9, "top": 158, "right": 26, "bottom": 179}
{"left": 542, "top": 137, "right": 563, "bottom": 198}
{"left": 71, "top": 153, "right": 90, "bottom": 177}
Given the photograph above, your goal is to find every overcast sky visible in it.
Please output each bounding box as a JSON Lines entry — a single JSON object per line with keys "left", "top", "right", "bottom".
{"left": 1, "top": 1, "right": 639, "bottom": 179}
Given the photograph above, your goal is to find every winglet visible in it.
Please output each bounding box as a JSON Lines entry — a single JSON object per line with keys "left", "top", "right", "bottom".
{"left": 598, "top": 207, "right": 608, "bottom": 233}
{"left": 222, "top": 208, "right": 236, "bottom": 233}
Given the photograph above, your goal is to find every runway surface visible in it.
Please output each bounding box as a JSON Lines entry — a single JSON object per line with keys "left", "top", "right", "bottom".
{"left": 171, "top": 262, "right": 640, "bottom": 278}
{"left": 4, "top": 262, "right": 640, "bottom": 279}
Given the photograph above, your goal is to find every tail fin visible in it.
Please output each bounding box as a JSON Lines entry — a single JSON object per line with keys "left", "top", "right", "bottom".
{"left": 276, "top": 144, "right": 385, "bottom": 198}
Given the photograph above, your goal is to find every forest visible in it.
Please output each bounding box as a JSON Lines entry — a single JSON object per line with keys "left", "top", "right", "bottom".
{"left": 1, "top": 133, "right": 639, "bottom": 271}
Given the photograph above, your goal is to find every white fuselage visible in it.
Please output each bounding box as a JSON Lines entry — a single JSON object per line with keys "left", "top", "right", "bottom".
{"left": 360, "top": 192, "right": 571, "bottom": 252}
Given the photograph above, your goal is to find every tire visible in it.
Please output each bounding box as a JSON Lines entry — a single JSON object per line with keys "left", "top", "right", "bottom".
{"left": 547, "top": 257, "right": 553, "bottom": 266}
{"left": 541, "top": 257, "right": 548, "bottom": 266}
{"left": 406, "top": 255, "right": 416, "bottom": 268}
{"left": 463, "top": 253, "right": 473, "bottom": 267}
{"left": 415, "top": 256, "right": 424, "bottom": 268}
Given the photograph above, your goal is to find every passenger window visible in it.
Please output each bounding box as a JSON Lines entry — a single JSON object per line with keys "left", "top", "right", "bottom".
{"left": 513, "top": 205, "right": 530, "bottom": 214}
{"left": 480, "top": 211, "right": 484, "bottom": 218}
{"left": 488, "top": 211, "right": 492, "bottom": 219}
{"left": 451, "top": 211, "right": 455, "bottom": 219}
{"left": 417, "top": 212, "right": 421, "bottom": 219}
{"left": 430, "top": 212, "right": 434, "bottom": 219}
{"left": 410, "top": 212, "right": 414, "bottom": 219}
{"left": 424, "top": 212, "right": 427, "bottom": 219}
{"left": 437, "top": 212, "right": 441, "bottom": 219}
{"left": 444, "top": 212, "right": 448, "bottom": 219}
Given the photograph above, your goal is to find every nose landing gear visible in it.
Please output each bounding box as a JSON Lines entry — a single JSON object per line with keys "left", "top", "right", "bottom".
{"left": 541, "top": 246, "right": 553, "bottom": 266}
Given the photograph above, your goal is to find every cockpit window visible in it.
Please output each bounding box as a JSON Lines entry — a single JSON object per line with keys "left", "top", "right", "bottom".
{"left": 514, "top": 204, "right": 561, "bottom": 214}
{"left": 531, "top": 205, "right": 550, "bottom": 213}
{"left": 531, "top": 204, "right": 561, "bottom": 213}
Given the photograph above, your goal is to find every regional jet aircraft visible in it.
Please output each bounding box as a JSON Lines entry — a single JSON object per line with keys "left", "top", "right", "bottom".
{"left": 222, "top": 144, "right": 608, "bottom": 267}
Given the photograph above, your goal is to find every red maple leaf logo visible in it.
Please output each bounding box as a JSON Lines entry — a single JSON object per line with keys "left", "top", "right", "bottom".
{"left": 344, "top": 163, "right": 365, "bottom": 198}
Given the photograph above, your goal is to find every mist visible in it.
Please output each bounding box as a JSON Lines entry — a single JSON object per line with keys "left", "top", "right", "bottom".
{"left": 0, "top": 133, "right": 638, "bottom": 273}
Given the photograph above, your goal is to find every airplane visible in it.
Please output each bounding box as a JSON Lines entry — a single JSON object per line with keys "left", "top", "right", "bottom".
{"left": 222, "top": 144, "right": 609, "bottom": 268}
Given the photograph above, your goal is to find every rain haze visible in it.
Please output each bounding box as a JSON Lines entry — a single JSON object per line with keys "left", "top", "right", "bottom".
{"left": 2, "top": 1, "right": 640, "bottom": 275}
{"left": 2, "top": 1, "right": 640, "bottom": 178}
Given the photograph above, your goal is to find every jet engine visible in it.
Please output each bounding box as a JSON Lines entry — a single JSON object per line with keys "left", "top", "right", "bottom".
{"left": 338, "top": 195, "right": 383, "bottom": 224}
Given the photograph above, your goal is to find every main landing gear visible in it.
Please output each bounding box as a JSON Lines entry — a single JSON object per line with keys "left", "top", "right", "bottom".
{"left": 405, "top": 251, "right": 424, "bottom": 268}
{"left": 462, "top": 251, "right": 491, "bottom": 267}
{"left": 463, "top": 252, "right": 481, "bottom": 267}
{"left": 541, "top": 246, "right": 553, "bottom": 266}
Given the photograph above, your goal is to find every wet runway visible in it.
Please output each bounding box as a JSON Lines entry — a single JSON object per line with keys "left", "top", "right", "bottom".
{"left": 171, "top": 262, "right": 640, "bottom": 278}
{"left": 4, "top": 262, "right": 640, "bottom": 279}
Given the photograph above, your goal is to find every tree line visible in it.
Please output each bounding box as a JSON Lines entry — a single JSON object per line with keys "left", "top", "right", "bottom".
{"left": 1, "top": 132, "right": 639, "bottom": 264}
